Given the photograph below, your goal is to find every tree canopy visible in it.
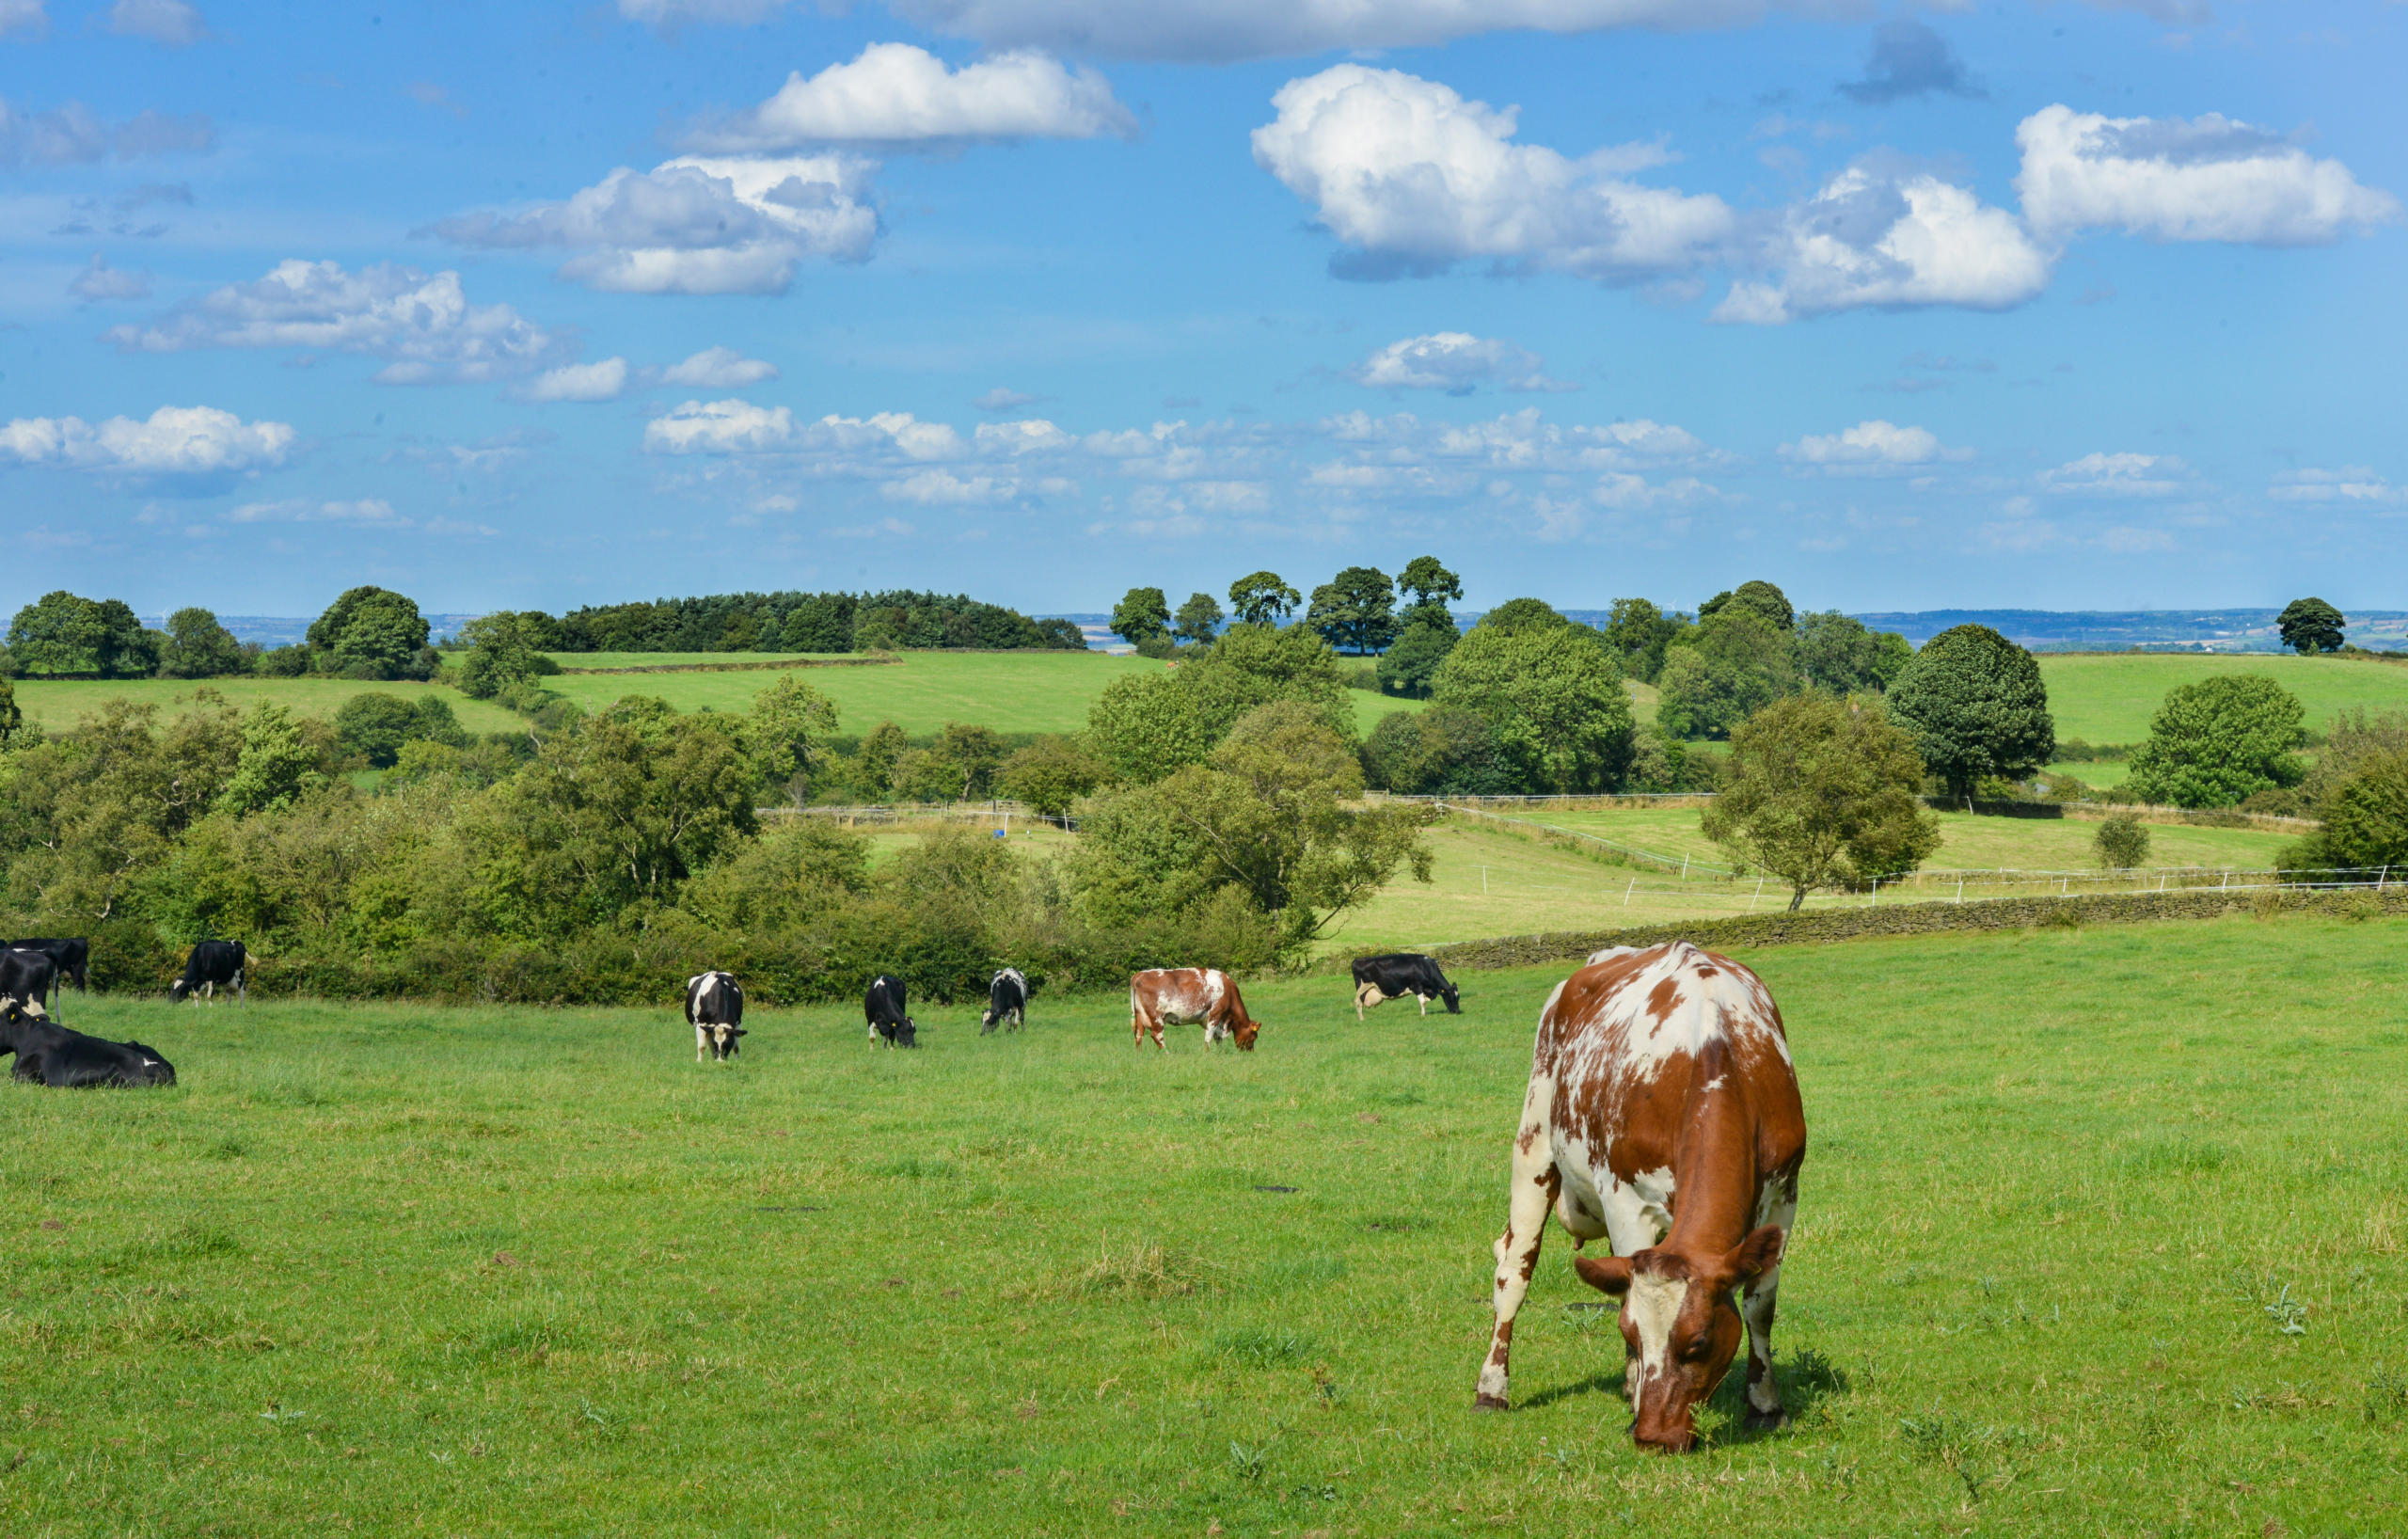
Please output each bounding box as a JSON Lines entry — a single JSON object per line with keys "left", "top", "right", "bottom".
{"left": 1306, "top": 566, "right": 1400, "bottom": 655}
{"left": 1227, "top": 571, "right": 1301, "bottom": 626}
{"left": 2276, "top": 596, "right": 2346, "bottom": 656}
{"left": 2124, "top": 674, "right": 2307, "bottom": 808}
{"left": 1883, "top": 625, "right": 2055, "bottom": 799}
{"left": 1109, "top": 587, "right": 1171, "bottom": 646}
{"left": 1701, "top": 694, "right": 1940, "bottom": 911}
{"left": 1173, "top": 591, "right": 1225, "bottom": 647}
{"left": 7, "top": 591, "right": 157, "bottom": 678}
{"left": 1795, "top": 611, "right": 1913, "bottom": 696}
{"left": 1656, "top": 611, "right": 1798, "bottom": 739}
{"left": 1431, "top": 619, "right": 1633, "bottom": 792}
{"left": 1084, "top": 621, "right": 1349, "bottom": 785}
{"left": 1698, "top": 579, "right": 1795, "bottom": 632}
{"left": 309, "top": 587, "right": 434, "bottom": 680}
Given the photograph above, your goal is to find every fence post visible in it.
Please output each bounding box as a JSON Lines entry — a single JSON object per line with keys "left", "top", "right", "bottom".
{"left": 1624, "top": 878, "right": 1635, "bottom": 908}
{"left": 1871, "top": 879, "right": 1877, "bottom": 907}
{"left": 1681, "top": 853, "right": 1689, "bottom": 881}
{"left": 1956, "top": 877, "right": 1963, "bottom": 905}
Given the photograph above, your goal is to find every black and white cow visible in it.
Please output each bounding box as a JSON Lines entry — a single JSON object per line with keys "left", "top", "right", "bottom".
{"left": 170, "top": 941, "right": 246, "bottom": 1006}
{"left": 980, "top": 968, "right": 1028, "bottom": 1035}
{"left": 1351, "top": 953, "right": 1461, "bottom": 1021}
{"left": 0, "top": 1001, "right": 176, "bottom": 1088}
{"left": 0, "top": 948, "right": 59, "bottom": 1016}
{"left": 864, "top": 974, "right": 917, "bottom": 1049}
{"left": 686, "top": 970, "right": 746, "bottom": 1062}
{"left": 4, "top": 938, "right": 88, "bottom": 999}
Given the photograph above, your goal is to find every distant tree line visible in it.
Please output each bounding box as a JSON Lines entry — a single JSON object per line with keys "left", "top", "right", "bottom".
{"left": 3, "top": 588, "right": 441, "bottom": 683}
{"left": 526, "top": 590, "right": 1085, "bottom": 656}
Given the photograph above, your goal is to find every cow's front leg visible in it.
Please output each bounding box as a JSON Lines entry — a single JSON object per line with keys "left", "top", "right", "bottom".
{"left": 695, "top": 1024, "right": 707, "bottom": 1063}
{"left": 1475, "top": 1139, "right": 1558, "bottom": 1410}
{"left": 1741, "top": 1190, "right": 1797, "bottom": 1432}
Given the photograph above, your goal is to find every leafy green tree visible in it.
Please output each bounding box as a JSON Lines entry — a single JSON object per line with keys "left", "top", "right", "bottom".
{"left": 746, "top": 674, "right": 841, "bottom": 805}
{"left": 1603, "top": 597, "right": 1687, "bottom": 683}
{"left": 214, "top": 704, "right": 329, "bottom": 817}
{"left": 1085, "top": 622, "right": 1350, "bottom": 785}
{"left": 1656, "top": 612, "right": 1800, "bottom": 738}
{"left": 1359, "top": 706, "right": 1510, "bottom": 795}
{"left": 997, "top": 736, "right": 1106, "bottom": 818}
{"left": 93, "top": 600, "right": 160, "bottom": 678}
{"left": 2124, "top": 674, "right": 2307, "bottom": 808}
{"left": 1698, "top": 579, "right": 1795, "bottom": 632}
{"left": 2095, "top": 813, "right": 2150, "bottom": 871}
{"left": 1110, "top": 587, "right": 1172, "bottom": 647}
{"left": 1432, "top": 619, "right": 1634, "bottom": 792}
{"left": 1077, "top": 701, "right": 1431, "bottom": 952}
{"left": 891, "top": 748, "right": 967, "bottom": 803}
{"left": 2302, "top": 708, "right": 2408, "bottom": 809}
{"left": 854, "top": 721, "right": 910, "bottom": 801}
{"left": 2292, "top": 749, "right": 2408, "bottom": 870}
{"left": 1227, "top": 571, "right": 1301, "bottom": 626}
{"left": 455, "top": 611, "right": 562, "bottom": 699}
{"left": 1375, "top": 622, "right": 1456, "bottom": 696}
{"left": 1306, "top": 566, "right": 1400, "bottom": 656}
{"left": 1795, "top": 611, "right": 1913, "bottom": 695}
{"left": 1474, "top": 596, "right": 1572, "bottom": 635}
{"left": 1884, "top": 625, "right": 2056, "bottom": 800}
{"left": 160, "top": 607, "right": 247, "bottom": 679}
{"left": 2276, "top": 597, "right": 2346, "bottom": 656}
{"left": 8, "top": 591, "right": 106, "bottom": 674}
{"left": 936, "top": 722, "right": 1009, "bottom": 799}
{"left": 308, "top": 587, "right": 434, "bottom": 680}
{"left": 336, "top": 693, "right": 421, "bottom": 769}
{"left": 1173, "top": 592, "right": 1225, "bottom": 648}
{"left": 1701, "top": 694, "right": 1941, "bottom": 911}
{"left": 0, "top": 677, "right": 20, "bottom": 750}
{"left": 1394, "top": 555, "right": 1463, "bottom": 633}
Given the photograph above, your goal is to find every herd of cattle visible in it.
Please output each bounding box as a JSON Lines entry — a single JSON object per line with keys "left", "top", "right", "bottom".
{"left": 8, "top": 929, "right": 1796, "bottom": 1452}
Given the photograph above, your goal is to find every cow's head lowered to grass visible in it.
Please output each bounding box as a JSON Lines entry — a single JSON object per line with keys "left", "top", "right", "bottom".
{"left": 1574, "top": 1226, "right": 1786, "bottom": 1453}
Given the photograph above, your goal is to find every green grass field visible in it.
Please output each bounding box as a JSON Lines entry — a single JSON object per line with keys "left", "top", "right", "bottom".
{"left": 1318, "top": 807, "right": 2305, "bottom": 956}
{"left": 2036, "top": 653, "right": 2408, "bottom": 744}
{"left": 8, "top": 913, "right": 2405, "bottom": 1536}
{"left": 11, "top": 677, "right": 525, "bottom": 738}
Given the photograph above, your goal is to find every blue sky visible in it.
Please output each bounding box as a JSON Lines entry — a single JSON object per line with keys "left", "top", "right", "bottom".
{"left": 2, "top": 0, "right": 2402, "bottom": 621}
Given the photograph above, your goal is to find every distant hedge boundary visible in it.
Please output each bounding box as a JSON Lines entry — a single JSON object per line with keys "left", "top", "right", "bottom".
{"left": 1417, "top": 884, "right": 2408, "bottom": 973}
{"left": 551, "top": 656, "right": 901, "bottom": 676}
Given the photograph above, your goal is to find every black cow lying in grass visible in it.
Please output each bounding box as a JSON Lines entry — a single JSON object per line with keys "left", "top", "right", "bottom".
{"left": 865, "top": 974, "right": 917, "bottom": 1049}
{"left": 0, "top": 1002, "right": 177, "bottom": 1088}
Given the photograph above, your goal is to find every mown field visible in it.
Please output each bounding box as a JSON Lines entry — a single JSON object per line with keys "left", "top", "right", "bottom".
{"left": 2036, "top": 653, "right": 2408, "bottom": 744}
{"left": 12, "top": 653, "right": 1432, "bottom": 743}
{"left": 1318, "top": 807, "right": 2306, "bottom": 956}
{"left": 7, "top": 914, "right": 2405, "bottom": 1537}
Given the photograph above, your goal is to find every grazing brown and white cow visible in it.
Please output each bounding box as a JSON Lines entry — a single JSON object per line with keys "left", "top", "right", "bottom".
{"left": 1474, "top": 941, "right": 1806, "bottom": 1452}
{"left": 1129, "top": 968, "right": 1260, "bottom": 1052}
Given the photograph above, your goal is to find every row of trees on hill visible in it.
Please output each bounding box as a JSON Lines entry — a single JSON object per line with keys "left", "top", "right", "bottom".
{"left": 538, "top": 591, "right": 1083, "bottom": 654}
{"left": 1109, "top": 560, "right": 1466, "bottom": 681}
{"left": 4, "top": 588, "right": 440, "bottom": 682}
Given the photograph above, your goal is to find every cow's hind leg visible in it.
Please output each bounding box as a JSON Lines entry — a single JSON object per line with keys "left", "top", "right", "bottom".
{"left": 1475, "top": 1126, "right": 1559, "bottom": 1410}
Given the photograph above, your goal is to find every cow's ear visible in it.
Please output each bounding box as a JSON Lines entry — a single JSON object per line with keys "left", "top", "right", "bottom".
{"left": 1719, "top": 1226, "right": 1785, "bottom": 1289}
{"left": 732, "top": 1027, "right": 747, "bottom": 1037}
{"left": 1572, "top": 1255, "right": 1633, "bottom": 1296}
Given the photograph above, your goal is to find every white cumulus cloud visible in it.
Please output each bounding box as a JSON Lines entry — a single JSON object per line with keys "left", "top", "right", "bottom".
{"left": 103, "top": 260, "right": 567, "bottom": 383}
{"left": 1252, "top": 65, "right": 1733, "bottom": 282}
{"left": 1715, "top": 163, "right": 2052, "bottom": 325}
{"left": 684, "top": 42, "right": 1134, "bottom": 151}
{"left": 515, "top": 357, "right": 630, "bottom": 403}
{"left": 2017, "top": 104, "right": 2400, "bottom": 246}
{"left": 888, "top": 0, "right": 1798, "bottom": 63}
{"left": 431, "top": 155, "right": 878, "bottom": 295}
{"left": 110, "top": 0, "right": 206, "bottom": 45}
{"left": 2039, "top": 451, "right": 2193, "bottom": 497}
{"left": 659, "top": 346, "right": 779, "bottom": 388}
{"left": 228, "top": 497, "right": 404, "bottom": 525}
{"left": 1780, "top": 419, "right": 1970, "bottom": 471}
{"left": 0, "top": 405, "right": 293, "bottom": 477}
{"left": 1348, "top": 332, "right": 1572, "bottom": 394}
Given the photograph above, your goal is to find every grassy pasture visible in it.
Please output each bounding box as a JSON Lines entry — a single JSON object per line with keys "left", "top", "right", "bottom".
{"left": 2036, "top": 653, "right": 2408, "bottom": 744}
{"left": 10, "top": 677, "right": 524, "bottom": 738}
{"left": 8, "top": 914, "right": 2407, "bottom": 1537}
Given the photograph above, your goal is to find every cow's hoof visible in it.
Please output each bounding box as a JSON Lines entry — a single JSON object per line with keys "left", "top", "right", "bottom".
{"left": 1471, "top": 1395, "right": 1509, "bottom": 1412}
{"left": 1743, "top": 1407, "right": 1789, "bottom": 1434}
